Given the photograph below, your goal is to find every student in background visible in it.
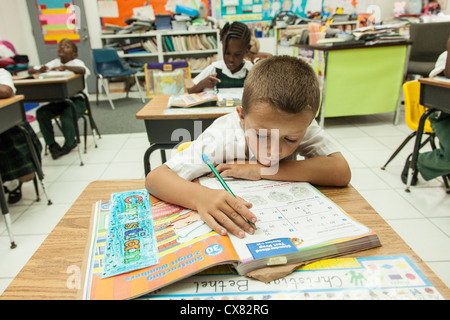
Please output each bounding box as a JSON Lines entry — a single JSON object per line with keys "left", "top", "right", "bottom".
{"left": 402, "top": 37, "right": 450, "bottom": 184}
{"left": 146, "top": 55, "right": 351, "bottom": 239}
{"left": 30, "top": 38, "right": 90, "bottom": 160}
{"left": 188, "top": 21, "right": 253, "bottom": 93}
{"left": 0, "top": 68, "right": 42, "bottom": 204}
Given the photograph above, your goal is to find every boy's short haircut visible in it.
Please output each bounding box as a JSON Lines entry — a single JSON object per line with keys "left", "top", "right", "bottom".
{"left": 242, "top": 55, "right": 320, "bottom": 116}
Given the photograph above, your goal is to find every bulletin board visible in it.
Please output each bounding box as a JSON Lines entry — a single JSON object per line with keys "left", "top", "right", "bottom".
{"left": 36, "top": 0, "right": 80, "bottom": 44}
{"left": 219, "top": 0, "right": 308, "bottom": 23}
{"left": 100, "top": 0, "right": 211, "bottom": 27}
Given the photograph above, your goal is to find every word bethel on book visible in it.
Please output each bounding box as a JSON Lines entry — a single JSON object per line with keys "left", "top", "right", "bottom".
{"left": 102, "top": 189, "right": 158, "bottom": 278}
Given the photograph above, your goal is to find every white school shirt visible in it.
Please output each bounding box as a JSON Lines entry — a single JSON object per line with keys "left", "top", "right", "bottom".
{"left": 193, "top": 60, "right": 253, "bottom": 86}
{"left": 0, "top": 68, "right": 16, "bottom": 93}
{"left": 429, "top": 51, "right": 448, "bottom": 77}
{"left": 45, "top": 58, "right": 91, "bottom": 94}
{"left": 45, "top": 58, "right": 91, "bottom": 77}
{"left": 165, "top": 110, "right": 340, "bottom": 181}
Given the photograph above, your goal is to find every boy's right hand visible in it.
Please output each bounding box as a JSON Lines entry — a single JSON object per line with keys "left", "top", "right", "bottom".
{"left": 196, "top": 188, "right": 256, "bottom": 239}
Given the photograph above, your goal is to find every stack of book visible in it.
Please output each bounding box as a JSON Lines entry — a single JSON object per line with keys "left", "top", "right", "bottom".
{"left": 352, "top": 22, "right": 409, "bottom": 43}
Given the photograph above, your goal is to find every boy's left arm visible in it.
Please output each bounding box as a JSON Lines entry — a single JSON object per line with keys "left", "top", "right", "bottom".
{"left": 53, "top": 65, "right": 86, "bottom": 74}
{"left": 215, "top": 152, "right": 351, "bottom": 187}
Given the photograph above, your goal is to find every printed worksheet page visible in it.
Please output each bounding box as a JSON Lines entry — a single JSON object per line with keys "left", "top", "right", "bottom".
{"left": 199, "top": 178, "right": 371, "bottom": 263}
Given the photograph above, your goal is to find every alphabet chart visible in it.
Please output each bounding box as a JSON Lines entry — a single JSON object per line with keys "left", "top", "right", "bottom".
{"left": 102, "top": 189, "right": 159, "bottom": 278}
{"left": 199, "top": 178, "right": 376, "bottom": 265}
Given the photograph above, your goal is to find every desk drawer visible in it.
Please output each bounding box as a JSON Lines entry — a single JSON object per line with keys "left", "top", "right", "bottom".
{"left": 0, "top": 102, "right": 25, "bottom": 135}
{"left": 15, "top": 76, "right": 84, "bottom": 102}
{"left": 420, "top": 83, "right": 450, "bottom": 113}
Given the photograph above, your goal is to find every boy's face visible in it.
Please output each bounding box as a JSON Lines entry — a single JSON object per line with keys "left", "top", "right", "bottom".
{"left": 223, "top": 38, "right": 248, "bottom": 74}
{"left": 237, "top": 103, "right": 315, "bottom": 167}
{"left": 57, "top": 40, "right": 77, "bottom": 63}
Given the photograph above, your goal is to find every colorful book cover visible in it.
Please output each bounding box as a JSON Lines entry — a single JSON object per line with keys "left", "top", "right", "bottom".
{"left": 140, "top": 255, "right": 445, "bottom": 300}
{"left": 82, "top": 194, "right": 240, "bottom": 300}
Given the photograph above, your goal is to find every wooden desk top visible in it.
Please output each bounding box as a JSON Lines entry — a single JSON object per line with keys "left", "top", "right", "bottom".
{"left": 419, "top": 77, "right": 450, "bottom": 89}
{"left": 1, "top": 180, "right": 449, "bottom": 300}
{"left": 136, "top": 94, "right": 232, "bottom": 120}
{"left": 0, "top": 95, "right": 24, "bottom": 109}
{"left": 13, "top": 74, "right": 81, "bottom": 86}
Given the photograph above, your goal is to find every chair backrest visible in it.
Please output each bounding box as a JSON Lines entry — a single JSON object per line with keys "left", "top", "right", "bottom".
{"left": 403, "top": 81, "right": 433, "bottom": 133}
{"left": 409, "top": 22, "right": 450, "bottom": 63}
{"left": 176, "top": 141, "right": 192, "bottom": 153}
{"left": 144, "top": 61, "right": 191, "bottom": 97}
{"left": 92, "top": 48, "right": 127, "bottom": 75}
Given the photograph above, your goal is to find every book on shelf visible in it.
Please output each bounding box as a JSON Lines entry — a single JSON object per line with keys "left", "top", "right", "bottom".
{"left": 167, "top": 91, "right": 218, "bottom": 108}
{"left": 81, "top": 179, "right": 381, "bottom": 300}
{"left": 142, "top": 38, "right": 158, "bottom": 53}
{"left": 162, "top": 35, "right": 217, "bottom": 52}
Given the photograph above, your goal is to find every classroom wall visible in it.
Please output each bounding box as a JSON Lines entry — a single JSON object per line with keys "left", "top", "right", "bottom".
{"left": 0, "top": 0, "right": 448, "bottom": 66}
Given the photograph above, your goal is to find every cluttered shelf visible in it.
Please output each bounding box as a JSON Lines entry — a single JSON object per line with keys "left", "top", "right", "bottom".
{"left": 101, "top": 29, "right": 219, "bottom": 74}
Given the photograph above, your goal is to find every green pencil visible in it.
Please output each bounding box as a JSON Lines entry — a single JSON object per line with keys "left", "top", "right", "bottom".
{"left": 202, "top": 153, "right": 256, "bottom": 230}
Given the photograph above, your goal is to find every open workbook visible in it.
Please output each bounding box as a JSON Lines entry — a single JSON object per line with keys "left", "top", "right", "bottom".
{"left": 81, "top": 179, "right": 380, "bottom": 300}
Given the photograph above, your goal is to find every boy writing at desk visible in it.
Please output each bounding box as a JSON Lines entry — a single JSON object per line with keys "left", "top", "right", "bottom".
{"left": 146, "top": 56, "right": 351, "bottom": 239}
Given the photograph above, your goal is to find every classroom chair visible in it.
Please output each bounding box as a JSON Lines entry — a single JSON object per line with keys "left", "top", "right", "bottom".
{"left": 44, "top": 92, "right": 101, "bottom": 166}
{"left": 176, "top": 141, "right": 192, "bottom": 153}
{"left": 92, "top": 48, "right": 145, "bottom": 110}
{"left": 407, "top": 22, "right": 450, "bottom": 77}
{"left": 144, "top": 61, "right": 193, "bottom": 97}
{"left": 381, "top": 80, "right": 449, "bottom": 191}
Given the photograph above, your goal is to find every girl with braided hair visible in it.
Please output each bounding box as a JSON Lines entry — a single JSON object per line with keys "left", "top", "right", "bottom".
{"left": 188, "top": 21, "right": 254, "bottom": 93}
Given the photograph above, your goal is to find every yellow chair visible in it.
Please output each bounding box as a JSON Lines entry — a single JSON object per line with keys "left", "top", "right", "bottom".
{"left": 176, "top": 141, "right": 192, "bottom": 153}
{"left": 381, "top": 80, "right": 435, "bottom": 170}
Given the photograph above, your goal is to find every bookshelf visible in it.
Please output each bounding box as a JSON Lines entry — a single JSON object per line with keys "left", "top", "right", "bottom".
{"left": 101, "top": 29, "right": 220, "bottom": 75}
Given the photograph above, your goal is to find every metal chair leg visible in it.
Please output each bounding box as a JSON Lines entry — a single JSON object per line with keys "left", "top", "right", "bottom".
{"left": 135, "top": 73, "right": 145, "bottom": 103}
{"left": 99, "top": 75, "right": 115, "bottom": 110}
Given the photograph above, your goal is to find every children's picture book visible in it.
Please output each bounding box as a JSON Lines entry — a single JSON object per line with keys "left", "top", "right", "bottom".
{"left": 81, "top": 194, "right": 239, "bottom": 300}
{"left": 167, "top": 91, "right": 218, "bottom": 108}
{"left": 198, "top": 178, "right": 381, "bottom": 276}
{"left": 82, "top": 182, "right": 381, "bottom": 300}
{"left": 101, "top": 189, "right": 158, "bottom": 278}
{"left": 139, "top": 255, "right": 444, "bottom": 300}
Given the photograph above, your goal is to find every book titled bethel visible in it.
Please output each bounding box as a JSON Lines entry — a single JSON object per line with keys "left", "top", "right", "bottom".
{"left": 81, "top": 179, "right": 380, "bottom": 300}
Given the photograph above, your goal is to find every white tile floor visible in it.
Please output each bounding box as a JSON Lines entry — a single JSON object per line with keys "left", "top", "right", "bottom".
{"left": 1, "top": 108, "right": 450, "bottom": 297}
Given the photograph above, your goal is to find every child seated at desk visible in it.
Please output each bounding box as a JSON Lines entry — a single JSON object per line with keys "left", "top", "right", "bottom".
{"left": 146, "top": 55, "right": 351, "bottom": 239}
{"left": 402, "top": 37, "right": 450, "bottom": 184}
{"left": 30, "top": 38, "right": 90, "bottom": 160}
{"left": 188, "top": 22, "right": 254, "bottom": 93}
{"left": 0, "top": 68, "right": 42, "bottom": 204}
